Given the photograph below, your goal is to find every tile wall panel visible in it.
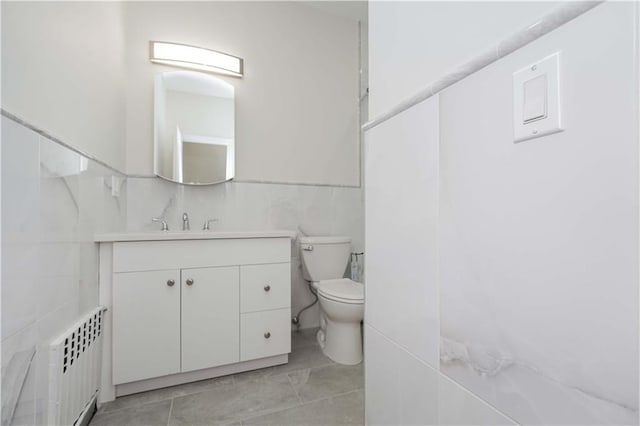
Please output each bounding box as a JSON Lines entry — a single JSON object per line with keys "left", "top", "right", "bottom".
{"left": 1, "top": 116, "right": 127, "bottom": 425}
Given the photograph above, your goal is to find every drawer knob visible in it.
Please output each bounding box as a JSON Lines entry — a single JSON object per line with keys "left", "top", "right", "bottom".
{"left": 264, "top": 332, "right": 271, "bottom": 339}
{"left": 264, "top": 285, "right": 271, "bottom": 292}
{"left": 167, "top": 279, "right": 175, "bottom": 287}
{"left": 186, "top": 278, "right": 194, "bottom": 286}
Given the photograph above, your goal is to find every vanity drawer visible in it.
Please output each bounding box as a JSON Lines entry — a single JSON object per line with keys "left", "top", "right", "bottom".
{"left": 240, "top": 309, "right": 291, "bottom": 361}
{"left": 240, "top": 263, "right": 290, "bottom": 313}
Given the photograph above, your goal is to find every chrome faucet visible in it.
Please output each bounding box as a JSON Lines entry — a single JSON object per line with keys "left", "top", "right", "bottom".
{"left": 182, "top": 212, "right": 190, "bottom": 231}
{"left": 152, "top": 217, "right": 169, "bottom": 231}
{"left": 203, "top": 219, "right": 218, "bottom": 230}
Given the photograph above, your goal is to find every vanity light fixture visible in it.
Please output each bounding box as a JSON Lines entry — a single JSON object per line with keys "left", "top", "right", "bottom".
{"left": 149, "top": 41, "right": 243, "bottom": 77}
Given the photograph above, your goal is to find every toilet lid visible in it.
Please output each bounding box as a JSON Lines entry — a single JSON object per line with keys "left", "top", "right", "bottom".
{"left": 317, "top": 279, "right": 364, "bottom": 301}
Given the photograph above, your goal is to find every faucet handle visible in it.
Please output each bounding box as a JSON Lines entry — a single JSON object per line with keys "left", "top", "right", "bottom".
{"left": 182, "top": 212, "right": 190, "bottom": 231}
{"left": 152, "top": 218, "right": 169, "bottom": 231}
{"left": 203, "top": 219, "right": 218, "bottom": 230}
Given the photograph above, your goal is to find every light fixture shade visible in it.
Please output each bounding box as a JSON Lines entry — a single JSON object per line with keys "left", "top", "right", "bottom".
{"left": 149, "top": 41, "right": 243, "bottom": 77}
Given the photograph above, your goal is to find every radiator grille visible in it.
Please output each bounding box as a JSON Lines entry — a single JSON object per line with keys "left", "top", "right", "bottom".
{"left": 63, "top": 312, "right": 102, "bottom": 374}
{"left": 48, "top": 307, "right": 104, "bottom": 425}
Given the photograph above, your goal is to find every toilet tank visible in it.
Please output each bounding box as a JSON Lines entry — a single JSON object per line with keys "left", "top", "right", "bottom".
{"left": 299, "top": 236, "right": 351, "bottom": 281}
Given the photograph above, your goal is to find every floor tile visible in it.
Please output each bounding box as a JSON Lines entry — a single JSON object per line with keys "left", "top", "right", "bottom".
{"left": 243, "top": 389, "right": 364, "bottom": 426}
{"left": 267, "top": 342, "right": 335, "bottom": 374}
{"left": 233, "top": 343, "right": 334, "bottom": 386}
{"left": 291, "top": 327, "right": 320, "bottom": 350}
{"left": 288, "top": 363, "right": 364, "bottom": 403}
{"left": 92, "top": 331, "right": 364, "bottom": 426}
{"left": 230, "top": 365, "right": 289, "bottom": 386}
{"left": 169, "top": 374, "right": 299, "bottom": 425}
{"left": 90, "top": 400, "right": 171, "bottom": 426}
{"left": 100, "top": 375, "right": 233, "bottom": 413}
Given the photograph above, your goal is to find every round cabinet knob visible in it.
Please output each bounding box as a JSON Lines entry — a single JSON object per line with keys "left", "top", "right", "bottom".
{"left": 264, "top": 285, "right": 271, "bottom": 292}
{"left": 167, "top": 279, "right": 175, "bottom": 287}
{"left": 186, "top": 278, "right": 194, "bottom": 286}
{"left": 264, "top": 332, "right": 271, "bottom": 339}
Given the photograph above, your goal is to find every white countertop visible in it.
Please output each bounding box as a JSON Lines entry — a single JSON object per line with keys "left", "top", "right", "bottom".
{"left": 94, "top": 230, "right": 297, "bottom": 243}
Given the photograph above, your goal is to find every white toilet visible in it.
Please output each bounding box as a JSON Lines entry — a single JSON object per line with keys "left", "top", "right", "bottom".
{"left": 299, "top": 235, "right": 364, "bottom": 365}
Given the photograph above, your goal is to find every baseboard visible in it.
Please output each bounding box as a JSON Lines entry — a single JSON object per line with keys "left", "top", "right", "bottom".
{"left": 114, "top": 354, "right": 288, "bottom": 397}
{"left": 75, "top": 394, "right": 97, "bottom": 426}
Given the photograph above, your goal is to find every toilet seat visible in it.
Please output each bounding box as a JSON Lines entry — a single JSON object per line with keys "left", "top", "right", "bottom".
{"left": 317, "top": 278, "right": 364, "bottom": 304}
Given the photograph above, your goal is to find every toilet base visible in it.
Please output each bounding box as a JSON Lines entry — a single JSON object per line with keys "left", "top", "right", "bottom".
{"left": 321, "top": 318, "right": 362, "bottom": 365}
{"left": 316, "top": 329, "right": 326, "bottom": 349}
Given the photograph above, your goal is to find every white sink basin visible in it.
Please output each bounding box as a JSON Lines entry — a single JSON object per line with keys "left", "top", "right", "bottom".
{"left": 94, "top": 230, "right": 296, "bottom": 242}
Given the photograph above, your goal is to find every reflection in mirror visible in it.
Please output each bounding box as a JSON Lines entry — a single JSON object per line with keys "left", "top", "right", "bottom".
{"left": 154, "top": 70, "right": 235, "bottom": 185}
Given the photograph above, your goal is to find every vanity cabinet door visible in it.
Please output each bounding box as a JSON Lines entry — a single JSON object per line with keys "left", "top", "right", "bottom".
{"left": 113, "top": 269, "right": 181, "bottom": 384}
{"left": 181, "top": 266, "right": 240, "bottom": 372}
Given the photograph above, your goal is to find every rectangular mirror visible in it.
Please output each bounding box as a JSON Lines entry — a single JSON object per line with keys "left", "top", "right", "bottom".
{"left": 154, "top": 70, "right": 235, "bottom": 185}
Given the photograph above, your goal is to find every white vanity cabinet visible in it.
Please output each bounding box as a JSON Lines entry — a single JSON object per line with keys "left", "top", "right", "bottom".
{"left": 97, "top": 232, "right": 293, "bottom": 399}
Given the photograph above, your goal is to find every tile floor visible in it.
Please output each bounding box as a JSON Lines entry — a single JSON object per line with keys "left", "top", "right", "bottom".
{"left": 91, "top": 328, "right": 364, "bottom": 426}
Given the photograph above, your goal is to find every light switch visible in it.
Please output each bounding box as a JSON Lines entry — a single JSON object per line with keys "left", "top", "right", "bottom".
{"left": 513, "top": 52, "right": 563, "bottom": 143}
{"left": 522, "top": 75, "right": 547, "bottom": 123}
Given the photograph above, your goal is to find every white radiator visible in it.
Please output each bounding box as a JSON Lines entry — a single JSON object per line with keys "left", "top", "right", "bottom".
{"left": 47, "top": 307, "right": 105, "bottom": 426}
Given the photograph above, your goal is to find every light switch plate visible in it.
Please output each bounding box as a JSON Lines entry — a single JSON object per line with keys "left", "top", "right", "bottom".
{"left": 522, "top": 75, "right": 547, "bottom": 123}
{"left": 513, "top": 52, "right": 562, "bottom": 143}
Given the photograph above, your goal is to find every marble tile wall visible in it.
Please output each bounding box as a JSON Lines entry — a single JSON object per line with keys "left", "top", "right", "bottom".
{"left": 1, "top": 116, "right": 126, "bottom": 424}
{"left": 125, "top": 177, "right": 364, "bottom": 330}
{"left": 365, "top": 94, "right": 514, "bottom": 426}
{"left": 365, "top": 2, "right": 639, "bottom": 425}
{"left": 439, "top": 3, "right": 638, "bottom": 424}
{"left": 364, "top": 95, "right": 439, "bottom": 368}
